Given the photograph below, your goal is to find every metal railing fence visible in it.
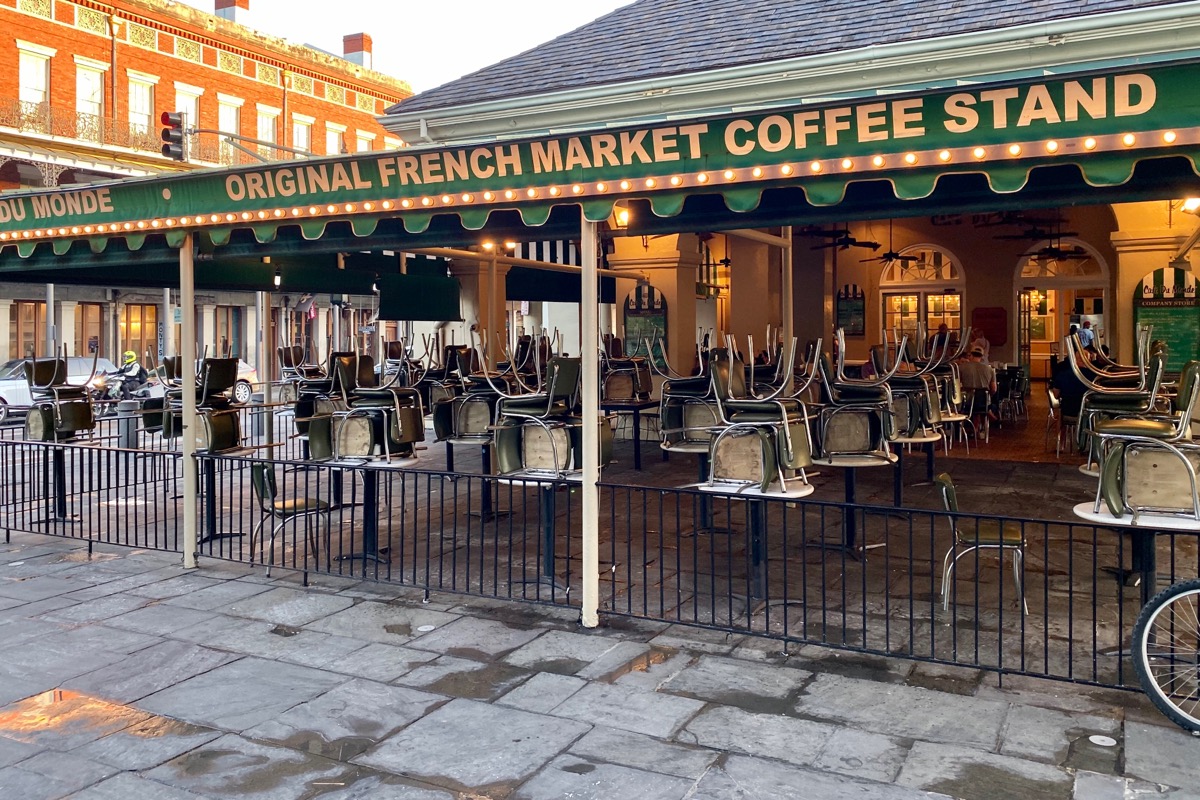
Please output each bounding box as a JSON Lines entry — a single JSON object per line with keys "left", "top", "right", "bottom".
{"left": 2, "top": 436, "right": 1194, "bottom": 690}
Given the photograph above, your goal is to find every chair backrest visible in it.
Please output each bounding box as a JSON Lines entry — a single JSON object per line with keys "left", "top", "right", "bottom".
{"left": 1176, "top": 359, "right": 1200, "bottom": 423}
{"left": 278, "top": 346, "right": 303, "bottom": 370}
{"left": 163, "top": 356, "right": 183, "bottom": 384}
{"left": 199, "top": 358, "right": 238, "bottom": 402}
{"left": 24, "top": 358, "right": 68, "bottom": 390}
{"left": 384, "top": 341, "right": 406, "bottom": 362}
{"left": 934, "top": 472, "right": 958, "bottom": 513}
{"left": 250, "top": 463, "right": 277, "bottom": 512}
{"left": 545, "top": 356, "right": 581, "bottom": 402}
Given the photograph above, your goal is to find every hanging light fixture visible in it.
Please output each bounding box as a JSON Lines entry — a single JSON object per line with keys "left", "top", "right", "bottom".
{"left": 273, "top": 267, "right": 281, "bottom": 287}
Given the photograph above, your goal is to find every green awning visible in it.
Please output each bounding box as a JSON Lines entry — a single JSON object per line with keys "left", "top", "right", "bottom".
{"left": 3, "top": 62, "right": 1200, "bottom": 264}
{"left": 378, "top": 273, "right": 461, "bottom": 321}
{"left": 506, "top": 267, "right": 617, "bottom": 304}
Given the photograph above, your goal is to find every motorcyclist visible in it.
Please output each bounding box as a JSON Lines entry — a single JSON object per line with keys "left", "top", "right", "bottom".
{"left": 115, "top": 350, "right": 149, "bottom": 399}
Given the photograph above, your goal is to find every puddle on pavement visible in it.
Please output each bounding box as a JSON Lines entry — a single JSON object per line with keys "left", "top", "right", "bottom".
{"left": 279, "top": 731, "right": 376, "bottom": 761}
{"left": 928, "top": 763, "right": 1070, "bottom": 800}
{"left": 383, "top": 623, "right": 412, "bottom": 637}
{"left": 271, "top": 624, "right": 302, "bottom": 637}
{"left": 54, "top": 551, "right": 120, "bottom": 564}
{"left": 562, "top": 762, "right": 596, "bottom": 775}
{"left": 522, "top": 657, "right": 589, "bottom": 676}
{"left": 600, "top": 646, "right": 677, "bottom": 683}
{"left": 422, "top": 662, "right": 530, "bottom": 699}
{"left": 0, "top": 689, "right": 153, "bottom": 744}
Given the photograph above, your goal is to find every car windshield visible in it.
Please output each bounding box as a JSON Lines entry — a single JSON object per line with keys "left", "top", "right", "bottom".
{"left": 0, "top": 359, "right": 25, "bottom": 379}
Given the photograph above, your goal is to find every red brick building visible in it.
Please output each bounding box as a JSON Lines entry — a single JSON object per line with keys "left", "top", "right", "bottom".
{"left": 0, "top": 0, "right": 412, "bottom": 369}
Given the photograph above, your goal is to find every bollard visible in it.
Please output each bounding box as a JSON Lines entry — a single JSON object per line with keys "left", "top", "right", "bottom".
{"left": 251, "top": 392, "right": 266, "bottom": 437}
{"left": 117, "top": 400, "right": 140, "bottom": 449}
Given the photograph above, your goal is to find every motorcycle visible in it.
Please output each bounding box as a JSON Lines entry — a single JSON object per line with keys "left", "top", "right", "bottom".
{"left": 89, "top": 371, "right": 151, "bottom": 417}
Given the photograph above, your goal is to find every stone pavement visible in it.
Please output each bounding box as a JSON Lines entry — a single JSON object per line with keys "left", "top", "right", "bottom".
{"left": 0, "top": 533, "right": 1197, "bottom": 800}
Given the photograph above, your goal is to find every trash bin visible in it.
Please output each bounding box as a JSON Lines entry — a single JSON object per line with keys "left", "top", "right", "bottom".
{"left": 251, "top": 392, "right": 266, "bottom": 437}
{"left": 117, "top": 400, "right": 140, "bottom": 449}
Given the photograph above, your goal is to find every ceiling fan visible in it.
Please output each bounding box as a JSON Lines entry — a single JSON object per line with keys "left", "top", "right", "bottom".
{"left": 808, "top": 225, "right": 880, "bottom": 251}
{"left": 975, "top": 211, "right": 1068, "bottom": 228}
{"left": 861, "top": 220, "right": 919, "bottom": 264}
{"left": 1023, "top": 243, "right": 1091, "bottom": 260}
{"left": 994, "top": 225, "right": 1080, "bottom": 241}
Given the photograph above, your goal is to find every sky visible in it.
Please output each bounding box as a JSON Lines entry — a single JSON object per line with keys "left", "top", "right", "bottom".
{"left": 172, "top": 0, "right": 636, "bottom": 93}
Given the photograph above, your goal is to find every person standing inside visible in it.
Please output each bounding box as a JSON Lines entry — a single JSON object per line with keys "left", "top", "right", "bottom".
{"left": 1077, "top": 319, "right": 1096, "bottom": 351}
{"left": 968, "top": 327, "right": 991, "bottom": 363}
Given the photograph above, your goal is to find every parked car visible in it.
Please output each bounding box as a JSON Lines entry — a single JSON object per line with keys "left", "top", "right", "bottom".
{"left": 144, "top": 359, "right": 257, "bottom": 404}
{"left": 0, "top": 356, "right": 118, "bottom": 424}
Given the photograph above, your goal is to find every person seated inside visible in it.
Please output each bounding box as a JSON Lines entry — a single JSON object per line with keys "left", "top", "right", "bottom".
{"left": 957, "top": 347, "right": 997, "bottom": 430}
{"left": 1078, "top": 319, "right": 1096, "bottom": 352}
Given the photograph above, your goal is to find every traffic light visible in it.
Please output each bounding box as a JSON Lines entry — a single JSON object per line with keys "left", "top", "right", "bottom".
{"left": 160, "top": 111, "right": 187, "bottom": 161}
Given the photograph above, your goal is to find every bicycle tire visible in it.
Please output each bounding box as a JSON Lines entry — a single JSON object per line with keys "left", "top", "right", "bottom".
{"left": 1132, "top": 577, "right": 1200, "bottom": 733}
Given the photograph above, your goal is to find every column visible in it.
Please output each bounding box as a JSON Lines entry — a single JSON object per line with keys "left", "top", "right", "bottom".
{"left": 0, "top": 299, "right": 12, "bottom": 363}
{"left": 58, "top": 300, "right": 77, "bottom": 356}
{"left": 245, "top": 300, "right": 260, "bottom": 372}
{"left": 1110, "top": 201, "right": 1195, "bottom": 364}
{"left": 314, "top": 302, "right": 329, "bottom": 366}
{"left": 200, "top": 304, "right": 217, "bottom": 359}
{"left": 448, "top": 259, "right": 511, "bottom": 359}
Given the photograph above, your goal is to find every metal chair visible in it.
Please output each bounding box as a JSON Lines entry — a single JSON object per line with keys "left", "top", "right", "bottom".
{"left": 935, "top": 473, "right": 1027, "bottom": 615}
{"left": 250, "top": 462, "right": 331, "bottom": 576}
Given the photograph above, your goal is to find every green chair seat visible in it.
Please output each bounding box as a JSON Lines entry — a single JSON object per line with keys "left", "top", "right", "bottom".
{"left": 1093, "top": 418, "right": 1177, "bottom": 438}
{"left": 273, "top": 498, "right": 330, "bottom": 516}
{"left": 729, "top": 410, "right": 804, "bottom": 424}
{"left": 959, "top": 520, "right": 1024, "bottom": 546}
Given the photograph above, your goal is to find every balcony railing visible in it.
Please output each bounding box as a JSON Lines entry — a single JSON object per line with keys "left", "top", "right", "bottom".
{"left": 0, "top": 97, "right": 305, "bottom": 167}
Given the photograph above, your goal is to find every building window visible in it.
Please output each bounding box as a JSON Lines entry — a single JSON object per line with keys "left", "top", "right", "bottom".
{"left": 879, "top": 245, "right": 965, "bottom": 344}
{"left": 355, "top": 132, "right": 375, "bottom": 152}
{"left": 175, "top": 91, "right": 200, "bottom": 133}
{"left": 11, "top": 301, "right": 47, "bottom": 359}
{"left": 384, "top": 136, "right": 402, "bottom": 150}
{"left": 214, "top": 306, "right": 243, "bottom": 358}
{"left": 75, "top": 63, "right": 105, "bottom": 142}
{"left": 292, "top": 114, "right": 314, "bottom": 154}
{"left": 256, "top": 106, "right": 279, "bottom": 159}
{"left": 17, "top": 41, "right": 53, "bottom": 132}
{"left": 325, "top": 123, "right": 346, "bottom": 156}
{"left": 120, "top": 304, "right": 158, "bottom": 361}
{"left": 75, "top": 303, "right": 103, "bottom": 357}
{"left": 218, "top": 98, "right": 242, "bottom": 165}
{"left": 128, "top": 78, "right": 156, "bottom": 136}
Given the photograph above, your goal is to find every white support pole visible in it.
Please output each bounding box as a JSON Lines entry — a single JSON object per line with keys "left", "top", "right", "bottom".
{"left": 487, "top": 250, "right": 498, "bottom": 370}
{"left": 781, "top": 225, "right": 793, "bottom": 392}
{"left": 580, "top": 219, "right": 600, "bottom": 629}
{"left": 162, "top": 287, "right": 173, "bottom": 360}
{"left": 45, "top": 283, "right": 55, "bottom": 355}
{"left": 180, "top": 235, "right": 198, "bottom": 569}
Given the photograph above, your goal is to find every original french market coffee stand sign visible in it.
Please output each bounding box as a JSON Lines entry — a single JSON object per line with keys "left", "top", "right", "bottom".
{"left": 2, "top": 63, "right": 1200, "bottom": 250}
{"left": 1134, "top": 265, "right": 1199, "bottom": 371}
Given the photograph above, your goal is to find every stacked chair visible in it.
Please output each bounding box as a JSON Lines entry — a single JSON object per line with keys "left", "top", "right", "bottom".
{"left": 153, "top": 356, "right": 243, "bottom": 453}
{"left": 1071, "top": 326, "right": 1166, "bottom": 468}
{"left": 23, "top": 351, "right": 97, "bottom": 442}
{"left": 810, "top": 330, "right": 904, "bottom": 465}
{"left": 1093, "top": 358, "right": 1200, "bottom": 523}
{"left": 492, "top": 355, "right": 605, "bottom": 480}
{"left": 701, "top": 338, "right": 816, "bottom": 496}
{"left": 319, "top": 353, "right": 425, "bottom": 461}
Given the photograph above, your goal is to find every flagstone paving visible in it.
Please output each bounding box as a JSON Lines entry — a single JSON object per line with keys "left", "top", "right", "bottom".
{"left": 0, "top": 532, "right": 1197, "bottom": 799}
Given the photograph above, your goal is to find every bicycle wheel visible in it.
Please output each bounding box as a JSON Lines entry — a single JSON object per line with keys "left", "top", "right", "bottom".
{"left": 1133, "top": 578, "right": 1200, "bottom": 733}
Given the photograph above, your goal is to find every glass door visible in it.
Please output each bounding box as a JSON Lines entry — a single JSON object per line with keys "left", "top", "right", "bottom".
{"left": 1018, "top": 289, "right": 1034, "bottom": 374}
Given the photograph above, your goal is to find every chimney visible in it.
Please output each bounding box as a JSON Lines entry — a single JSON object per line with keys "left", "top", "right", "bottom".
{"left": 214, "top": 0, "right": 249, "bottom": 23}
{"left": 343, "top": 33, "right": 372, "bottom": 70}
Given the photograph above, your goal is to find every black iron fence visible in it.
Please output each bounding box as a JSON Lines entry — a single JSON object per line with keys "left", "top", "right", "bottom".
{"left": 0, "top": 438, "right": 181, "bottom": 552}
{"left": 1, "top": 435, "right": 1195, "bottom": 690}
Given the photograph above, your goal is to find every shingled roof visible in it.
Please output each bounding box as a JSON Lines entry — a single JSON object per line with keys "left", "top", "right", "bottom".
{"left": 392, "top": 0, "right": 1190, "bottom": 114}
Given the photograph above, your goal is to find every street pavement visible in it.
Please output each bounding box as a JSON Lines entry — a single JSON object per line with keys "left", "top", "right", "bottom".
{"left": 0, "top": 532, "right": 1197, "bottom": 799}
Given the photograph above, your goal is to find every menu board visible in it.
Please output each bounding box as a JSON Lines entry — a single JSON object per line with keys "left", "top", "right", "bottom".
{"left": 1133, "top": 266, "right": 1199, "bottom": 372}
{"left": 623, "top": 283, "right": 667, "bottom": 367}
{"left": 836, "top": 284, "right": 865, "bottom": 336}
